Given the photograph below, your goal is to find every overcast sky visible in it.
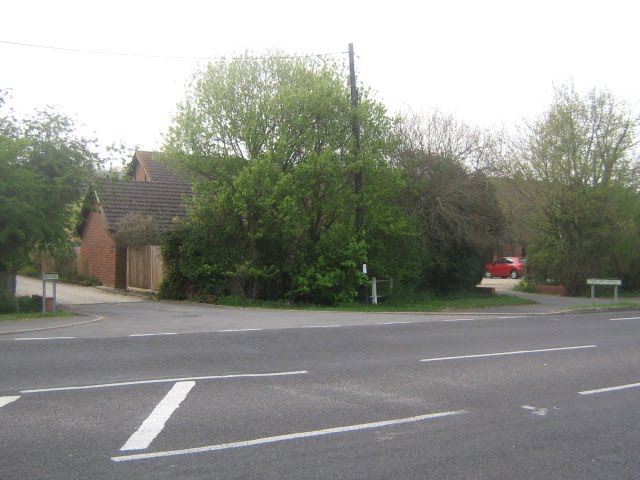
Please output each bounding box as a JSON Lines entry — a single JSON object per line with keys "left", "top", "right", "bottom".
{"left": 2, "top": 0, "right": 639, "bottom": 157}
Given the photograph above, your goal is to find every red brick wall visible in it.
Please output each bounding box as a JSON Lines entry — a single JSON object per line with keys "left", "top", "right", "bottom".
{"left": 134, "top": 163, "right": 149, "bottom": 182}
{"left": 80, "top": 206, "right": 118, "bottom": 287}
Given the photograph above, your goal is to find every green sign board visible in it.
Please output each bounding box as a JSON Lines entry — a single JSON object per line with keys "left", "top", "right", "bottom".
{"left": 42, "top": 273, "right": 59, "bottom": 281}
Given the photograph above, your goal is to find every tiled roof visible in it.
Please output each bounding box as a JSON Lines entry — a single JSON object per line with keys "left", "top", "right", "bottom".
{"left": 96, "top": 179, "right": 191, "bottom": 234}
{"left": 133, "top": 150, "right": 187, "bottom": 184}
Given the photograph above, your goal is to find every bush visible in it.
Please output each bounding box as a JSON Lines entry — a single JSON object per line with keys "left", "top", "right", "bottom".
{"left": 0, "top": 295, "right": 41, "bottom": 314}
{"left": 513, "top": 277, "right": 537, "bottom": 293}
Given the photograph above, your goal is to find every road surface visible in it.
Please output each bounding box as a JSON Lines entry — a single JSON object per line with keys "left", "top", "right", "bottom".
{"left": 1, "top": 301, "right": 639, "bottom": 479}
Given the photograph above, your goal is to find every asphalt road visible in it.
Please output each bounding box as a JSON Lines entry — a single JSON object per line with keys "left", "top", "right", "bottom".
{"left": 1, "top": 303, "right": 639, "bottom": 479}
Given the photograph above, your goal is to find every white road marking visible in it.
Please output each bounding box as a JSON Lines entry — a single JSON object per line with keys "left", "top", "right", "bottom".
{"left": 128, "top": 333, "right": 177, "bottom": 337}
{"left": 579, "top": 382, "right": 640, "bottom": 395}
{"left": 300, "top": 325, "right": 343, "bottom": 329}
{"left": 120, "top": 381, "right": 195, "bottom": 451}
{"left": 0, "top": 396, "right": 20, "bottom": 408}
{"left": 218, "top": 328, "right": 263, "bottom": 332}
{"left": 15, "top": 337, "right": 75, "bottom": 341}
{"left": 420, "top": 345, "right": 597, "bottom": 363}
{"left": 521, "top": 405, "right": 548, "bottom": 416}
{"left": 443, "top": 318, "right": 475, "bottom": 322}
{"left": 112, "top": 410, "right": 467, "bottom": 462}
{"left": 609, "top": 316, "right": 640, "bottom": 321}
{"left": 498, "top": 316, "right": 528, "bottom": 319}
{"left": 21, "top": 371, "right": 308, "bottom": 394}
{"left": 378, "top": 321, "right": 413, "bottom": 325}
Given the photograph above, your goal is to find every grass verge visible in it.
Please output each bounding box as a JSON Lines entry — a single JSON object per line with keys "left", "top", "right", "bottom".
{"left": 563, "top": 301, "right": 640, "bottom": 311}
{"left": 215, "top": 292, "right": 536, "bottom": 312}
{"left": 0, "top": 311, "right": 78, "bottom": 322}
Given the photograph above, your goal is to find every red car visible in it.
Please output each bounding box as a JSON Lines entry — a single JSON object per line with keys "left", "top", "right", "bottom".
{"left": 485, "top": 257, "right": 526, "bottom": 279}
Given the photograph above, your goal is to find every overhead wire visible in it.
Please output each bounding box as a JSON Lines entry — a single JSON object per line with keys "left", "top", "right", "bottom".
{"left": 0, "top": 39, "right": 346, "bottom": 61}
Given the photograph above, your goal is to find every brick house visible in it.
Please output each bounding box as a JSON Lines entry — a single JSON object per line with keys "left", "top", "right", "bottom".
{"left": 78, "top": 151, "right": 190, "bottom": 289}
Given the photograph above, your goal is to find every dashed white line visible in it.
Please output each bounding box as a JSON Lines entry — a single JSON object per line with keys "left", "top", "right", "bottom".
{"left": 420, "top": 345, "right": 597, "bottom": 363}
{"left": 378, "top": 321, "right": 413, "bottom": 325}
{"left": 443, "top": 318, "right": 475, "bottom": 322}
{"left": 21, "top": 371, "right": 308, "bottom": 394}
{"left": 0, "top": 396, "right": 20, "bottom": 408}
{"left": 609, "top": 316, "right": 640, "bottom": 321}
{"left": 579, "top": 382, "right": 640, "bottom": 395}
{"left": 300, "top": 325, "right": 343, "bottom": 329}
{"left": 120, "top": 381, "right": 195, "bottom": 451}
{"left": 14, "top": 337, "right": 75, "bottom": 341}
{"left": 218, "top": 328, "right": 263, "bottom": 333}
{"left": 112, "top": 409, "right": 467, "bottom": 462}
{"left": 129, "top": 333, "right": 177, "bottom": 337}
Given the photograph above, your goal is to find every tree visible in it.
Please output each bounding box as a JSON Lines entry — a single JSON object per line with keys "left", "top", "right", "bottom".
{"left": 163, "top": 53, "right": 395, "bottom": 303}
{"left": 390, "top": 111, "right": 504, "bottom": 292}
{"left": 510, "top": 83, "right": 640, "bottom": 293}
{"left": 0, "top": 91, "right": 99, "bottom": 299}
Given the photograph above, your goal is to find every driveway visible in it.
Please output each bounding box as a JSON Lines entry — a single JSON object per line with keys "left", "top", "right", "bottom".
{"left": 479, "top": 277, "right": 520, "bottom": 292}
{"left": 15, "top": 276, "right": 146, "bottom": 305}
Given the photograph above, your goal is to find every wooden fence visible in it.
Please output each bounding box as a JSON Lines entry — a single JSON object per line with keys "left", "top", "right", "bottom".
{"left": 127, "top": 245, "right": 164, "bottom": 291}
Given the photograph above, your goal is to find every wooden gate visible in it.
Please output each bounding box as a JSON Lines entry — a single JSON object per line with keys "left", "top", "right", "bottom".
{"left": 127, "top": 246, "right": 164, "bottom": 291}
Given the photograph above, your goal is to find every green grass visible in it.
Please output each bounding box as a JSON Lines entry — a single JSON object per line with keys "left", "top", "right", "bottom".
{"left": 563, "top": 301, "right": 640, "bottom": 311}
{"left": 0, "top": 310, "right": 77, "bottom": 322}
{"left": 214, "top": 292, "right": 536, "bottom": 312}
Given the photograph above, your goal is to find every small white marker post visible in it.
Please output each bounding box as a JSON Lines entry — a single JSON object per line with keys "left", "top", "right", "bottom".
{"left": 41, "top": 273, "right": 59, "bottom": 313}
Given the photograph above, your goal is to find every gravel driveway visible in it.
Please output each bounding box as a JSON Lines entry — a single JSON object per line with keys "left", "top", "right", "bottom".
{"left": 15, "top": 276, "right": 146, "bottom": 305}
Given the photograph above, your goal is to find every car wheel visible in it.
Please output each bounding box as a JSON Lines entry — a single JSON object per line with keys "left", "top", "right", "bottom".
{"left": 510, "top": 270, "right": 519, "bottom": 279}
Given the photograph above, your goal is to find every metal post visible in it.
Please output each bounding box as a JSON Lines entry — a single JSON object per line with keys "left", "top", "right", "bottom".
{"left": 371, "top": 277, "right": 378, "bottom": 305}
{"left": 614, "top": 285, "right": 618, "bottom": 302}
{"left": 591, "top": 285, "right": 595, "bottom": 300}
{"left": 52, "top": 281, "right": 57, "bottom": 312}
{"left": 42, "top": 279, "right": 46, "bottom": 314}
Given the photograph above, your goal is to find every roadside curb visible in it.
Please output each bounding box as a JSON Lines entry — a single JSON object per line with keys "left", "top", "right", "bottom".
{"left": 0, "top": 316, "right": 104, "bottom": 335}
{"left": 552, "top": 306, "right": 640, "bottom": 315}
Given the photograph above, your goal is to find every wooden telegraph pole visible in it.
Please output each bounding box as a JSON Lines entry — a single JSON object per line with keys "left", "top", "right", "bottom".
{"left": 348, "top": 43, "right": 367, "bottom": 303}
{"left": 348, "top": 43, "right": 364, "bottom": 234}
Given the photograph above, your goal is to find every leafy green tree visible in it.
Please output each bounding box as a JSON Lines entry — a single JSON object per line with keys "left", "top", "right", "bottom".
{"left": 0, "top": 91, "right": 99, "bottom": 299}
{"left": 511, "top": 83, "right": 640, "bottom": 293}
{"left": 163, "top": 54, "right": 398, "bottom": 303}
{"left": 162, "top": 55, "right": 505, "bottom": 302}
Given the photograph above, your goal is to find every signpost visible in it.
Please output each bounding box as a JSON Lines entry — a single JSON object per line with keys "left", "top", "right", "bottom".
{"left": 587, "top": 278, "right": 621, "bottom": 301}
{"left": 41, "top": 273, "right": 59, "bottom": 313}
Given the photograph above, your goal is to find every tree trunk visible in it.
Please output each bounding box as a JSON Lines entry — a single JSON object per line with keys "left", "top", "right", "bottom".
{"left": 0, "top": 269, "right": 17, "bottom": 301}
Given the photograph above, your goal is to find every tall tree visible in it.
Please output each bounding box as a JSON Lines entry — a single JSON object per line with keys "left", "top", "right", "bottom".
{"left": 391, "top": 111, "right": 504, "bottom": 292}
{"left": 511, "top": 83, "right": 640, "bottom": 293}
{"left": 0, "top": 91, "right": 98, "bottom": 299}
{"left": 163, "top": 53, "right": 395, "bottom": 303}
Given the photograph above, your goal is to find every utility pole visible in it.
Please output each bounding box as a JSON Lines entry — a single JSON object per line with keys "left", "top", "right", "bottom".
{"left": 349, "top": 43, "right": 364, "bottom": 235}
{"left": 349, "top": 43, "right": 367, "bottom": 303}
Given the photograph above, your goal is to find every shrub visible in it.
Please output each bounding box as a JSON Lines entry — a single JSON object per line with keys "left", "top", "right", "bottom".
{"left": 0, "top": 295, "right": 41, "bottom": 314}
